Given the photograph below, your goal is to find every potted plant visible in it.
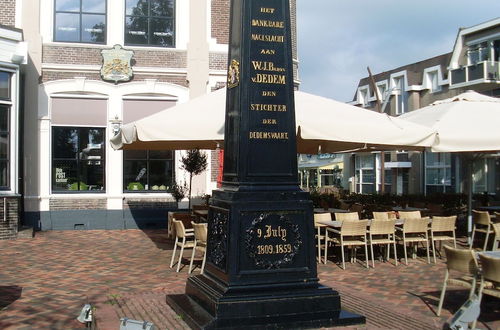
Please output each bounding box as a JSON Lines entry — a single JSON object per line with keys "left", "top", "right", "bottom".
{"left": 171, "top": 183, "right": 187, "bottom": 209}
{"left": 180, "top": 149, "right": 208, "bottom": 210}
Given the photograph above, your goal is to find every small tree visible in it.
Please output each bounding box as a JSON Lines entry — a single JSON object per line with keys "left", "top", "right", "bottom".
{"left": 181, "top": 149, "right": 208, "bottom": 209}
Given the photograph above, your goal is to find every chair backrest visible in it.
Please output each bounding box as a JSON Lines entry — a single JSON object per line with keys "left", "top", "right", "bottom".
{"left": 403, "top": 217, "right": 429, "bottom": 233}
{"left": 372, "top": 211, "right": 390, "bottom": 220}
{"left": 173, "top": 219, "right": 187, "bottom": 238}
{"left": 370, "top": 219, "right": 396, "bottom": 235}
{"left": 478, "top": 253, "right": 500, "bottom": 284}
{"left": 431, "top": 216, "right": 457, "bottom": 232}
{"left": 314, "top": 212, "right": 332, "bottom": 226}
{"left": 493, "top": 222, "right": 500, "bottom": 237}
{"left": 191, "top": 222, "right": 207, "bottom": 243}
{"left": 444, "top": 245, "right": 478, "bottom": 275}
{"left": 472, "top": 210, "right": 491, "bottom": 226}
{"left": 398, "top": 211, "right": 421, "bottom": 219}
{"left": 341, "top": 219, "right": 368, "bottom": 236}
{"left": 335, "top": 212, "right": 359, "bottom": 221}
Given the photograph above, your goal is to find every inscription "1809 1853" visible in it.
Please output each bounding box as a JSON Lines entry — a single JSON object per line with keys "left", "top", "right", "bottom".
{"left": 245, "top": 213, "right": 302, "bottom": 269}
{"left": 256, "top": 225, "right": 290, "bottom": 255}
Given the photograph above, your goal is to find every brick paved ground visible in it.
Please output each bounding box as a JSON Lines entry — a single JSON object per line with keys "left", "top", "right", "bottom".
{"left": 0, "top": 229, "right": 498, "bottom": 329}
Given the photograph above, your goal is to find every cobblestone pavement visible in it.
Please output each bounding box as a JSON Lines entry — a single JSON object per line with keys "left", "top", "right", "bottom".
{"left": 0, "top": 229, "right": 498, "bottom": 329}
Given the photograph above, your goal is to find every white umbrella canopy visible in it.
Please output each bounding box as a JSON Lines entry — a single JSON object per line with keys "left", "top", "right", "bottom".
{"left": 400, "top": 90, "right": 500, "bottom": 242}
{"left": 399, "top": 91, "right": 500, "bottom": 152}
{"left": 110, "top": 88, "right": 436, "bottom": 153}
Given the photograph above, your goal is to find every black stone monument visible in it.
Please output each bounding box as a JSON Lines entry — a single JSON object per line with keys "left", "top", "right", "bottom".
{"left": 167, "top": 0, "right": 365, "bottom": 328}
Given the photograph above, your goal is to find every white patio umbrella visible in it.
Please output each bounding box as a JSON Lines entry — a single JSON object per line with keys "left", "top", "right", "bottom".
{"left": 400, "top": 90, "right": 500, "bottom": 242}
{"left": 111, "top": 88, "right": 436, "bottom": 153}
{"left": 400, "top": 90, "right": 500, "bottom": 152}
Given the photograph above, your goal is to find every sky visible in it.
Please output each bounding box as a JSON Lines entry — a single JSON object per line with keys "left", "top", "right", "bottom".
{"left": 296, "top": 1, "right": 500, "bottom": 102}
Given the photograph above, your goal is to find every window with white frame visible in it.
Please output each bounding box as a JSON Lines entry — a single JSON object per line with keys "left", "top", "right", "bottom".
{"left": 52, "top": 126, "right": 105, "bottom": 192}
{"left": 0, "top": 71, "right": 11, "bottom": 190}
{"left": 377, "top": 83, "right": 387, "bottom": 102}
{"left": 123, "top": 150, "right": 175, "bottom": 192}
{"left": 427, "top": 71, "right": 441, "bottom": 93}
{"left": 355, "top": 154, "right": 375, "bottom": 194}
{"left": 125, "top": 0, "right": 175, "bottom": 47}
{"left": 425, "top": 152, "right": 452, "bottom": 194}
{"left": 393, "top": 76, "right": 407, "bottom": 114}
{"left": 468, "top": 42, "right": 489, "bottom": 65}
{"left": 54, "top": 0, "right": 106, "bottom": 43}
{"left": 359, "top": 88, "right": 369, "bottom": 107}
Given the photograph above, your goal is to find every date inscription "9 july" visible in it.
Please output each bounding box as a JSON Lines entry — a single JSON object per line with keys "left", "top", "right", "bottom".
{"left": 256, "top": 225, "right": 291, "bottom": 255}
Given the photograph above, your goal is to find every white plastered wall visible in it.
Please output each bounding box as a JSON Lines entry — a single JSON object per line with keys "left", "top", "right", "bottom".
{"left": 35, "top": 78, "right": 190, "bottom": 212}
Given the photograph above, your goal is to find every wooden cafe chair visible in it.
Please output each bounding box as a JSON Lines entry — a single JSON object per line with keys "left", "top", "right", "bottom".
{"left": 326, "top": 219, "right": 369, "bottom": 269}
{"left": 314, "top": 212, "right": 331, "bottom": 263}
{"left": 436, "top": 246, "right": 479, "bottom": 316}
{"left": 335, "top": 212, "right": 359, "bottom": 221}
{"left": 189, "top": 222, "right": 208, "bottom": 274}
{"left": 471, "top": 210, "right": 494, "bottom": 251}
{"left": 368, "top": 219, "right": 398, "bottom": 267}
{"left": 170, "top": 219, "right": 195, "bottom": 272}
{"left": 396, "top": 217, "right": 430, "bottom": 265}
{"left": 429, "top": 216, "right": 457, "bottom": 263}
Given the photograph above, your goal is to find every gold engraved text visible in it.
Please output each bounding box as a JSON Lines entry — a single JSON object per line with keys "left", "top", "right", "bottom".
{"left": 251, "top": 19, "right": 284, "bottom": 28}
{"left": 260, "top": 49, "right": 275, "bottom": 55}
{"left": 251, "top": 73, "right": 286, "bottom": 84}
{"left": 256, "top": 225, "right": 287, "bottom": 241}
{"left": 262, "top": 119, "right": 277, "bottom": 125}
{"left": 251, "top": 61, "right": 284, "bottom": 72}
{"left": 260, "top": 7, "right": 275, "bottom": 14}
{"left": 257, "top": 244, "right": 292, "bottom": 255}
{"left": 249, "top": 131, "right": 289, "bottom": 140}
{"left": 250, "top": 103, "right": 286, "bottom": 111}
{"left": 251, "top": 34, "right": 284, "bottom": 43}
{"left": 262, "top": 91, "right": 277, "bottom": 97}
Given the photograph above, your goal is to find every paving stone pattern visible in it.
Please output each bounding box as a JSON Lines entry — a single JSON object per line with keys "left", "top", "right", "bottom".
{"left": 0, "top": 230, "right": 498, "bottom": 329}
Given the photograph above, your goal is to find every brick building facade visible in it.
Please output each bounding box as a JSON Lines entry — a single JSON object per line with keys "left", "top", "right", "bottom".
{"left": 6, "top": 0, "right": 299, "bottom": 234}
{"left": 347, "top": 18, "right": 500, "bottom": 197}
{"left": 0, "top": 0, "right": 26, "bottom": 239}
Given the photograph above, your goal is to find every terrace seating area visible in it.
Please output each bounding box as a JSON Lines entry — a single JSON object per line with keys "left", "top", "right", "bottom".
{"left": 1, "top": 229, "right": 498, "bottom": 329}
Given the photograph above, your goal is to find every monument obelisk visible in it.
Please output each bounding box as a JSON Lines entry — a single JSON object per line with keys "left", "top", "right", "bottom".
{"left": 167, "top": 0, "right": 365, "bottom": 328}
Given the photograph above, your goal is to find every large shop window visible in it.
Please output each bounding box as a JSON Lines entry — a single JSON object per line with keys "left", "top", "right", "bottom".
{"left": 123, "top": 150, "right": 174, "bottom": 192}
{"left": 125, "top": 0, "right": 175, "bottom": 47}
{"left": 52, "top": 127, "right": 105, "bottom": 192}
{"left": 54, "top": 0, "right": 106, "bottom": 43}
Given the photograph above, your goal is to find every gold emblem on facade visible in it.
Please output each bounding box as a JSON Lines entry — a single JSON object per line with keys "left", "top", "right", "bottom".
{"left": 100, "top": 44, "right": 134, "bottom": 84}
{"left": 227, "top": 59, "right": 240, "bottom": 89}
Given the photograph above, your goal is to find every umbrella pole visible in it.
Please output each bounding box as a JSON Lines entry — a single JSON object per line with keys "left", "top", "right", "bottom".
{"left": 466, "top": 156, "right": 473, "bottom": 246}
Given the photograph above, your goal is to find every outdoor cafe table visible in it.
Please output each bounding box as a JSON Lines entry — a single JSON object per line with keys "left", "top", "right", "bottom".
{"left": 476, "top": 206, "right": 500, "bottom": 213}
{"left": 478, "top": 251, "right": 500, "bottom": 258}
{"left": 193, "top": 209, "right": 208, "bottom": 221}
{"left": 317, "top": 217, "right": 431, "bottom": 229}
{"left": 313, "top": 208, "right": 349, "bottom": 214}
{"left": 392, "top": 206, "right": 430, "bottom": 212}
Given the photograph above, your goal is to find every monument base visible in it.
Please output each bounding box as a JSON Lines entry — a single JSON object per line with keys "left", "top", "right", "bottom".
{"left": 167, "top": 275, "right": 365, "bottom": 329}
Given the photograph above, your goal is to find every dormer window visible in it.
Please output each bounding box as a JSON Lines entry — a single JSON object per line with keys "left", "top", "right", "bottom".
{"left": 359, "top": 88, "right": 369, "bottom": 107}
{"left": 427, "top": 71, "right": 441, "bottom": 93}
